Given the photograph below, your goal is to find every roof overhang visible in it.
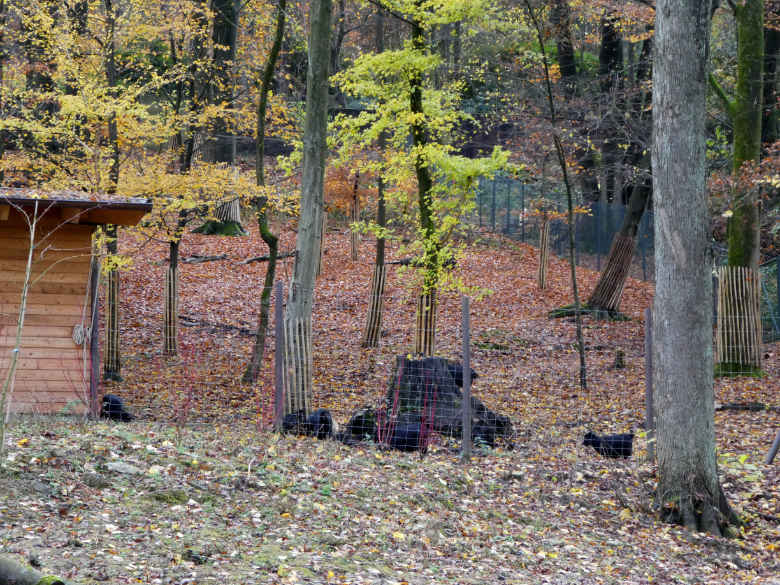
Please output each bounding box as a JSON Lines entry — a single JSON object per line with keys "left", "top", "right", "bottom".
{"left": 0, "top": 189, "right": 152, "bottom": 226}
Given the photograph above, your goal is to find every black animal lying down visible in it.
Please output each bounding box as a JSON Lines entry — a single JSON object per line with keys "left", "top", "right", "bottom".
{"left": 100, "top": 394, "right": 135, "bottom": 422}
{"left": 447, "top": 361, "right": 479, "bottom": 388}
{"left": 583, "top": 431, "right": 634, "bottom": 458}
{"left": 282, "top": 408, "right": 333, "bottom": 440}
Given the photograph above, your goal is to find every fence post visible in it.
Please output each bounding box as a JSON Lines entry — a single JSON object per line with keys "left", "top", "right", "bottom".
{"left": 461, "top": 296, "right": 472, "bottom": 462}
{"left": 491, "top": 179, "right": 497, "bottom": 231}
{"left": 767, "top": 429, "right": 780, "bottom": 464}
{"left": 273, "top": 280, "right": 285, "bottom": 431}
{"left": 595, "top": 202, "right": 602, "bottom": 271}
{"left": 521, "top": 183, "right": 526, "bottom": 243}
{"left": 644, "top": 307, "right": 655, "bottom": 462}
{"left": 505, "top": 180, "right": 511, "bottom": 234}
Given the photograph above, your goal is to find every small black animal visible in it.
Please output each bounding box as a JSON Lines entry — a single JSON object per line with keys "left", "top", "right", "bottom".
{"left": 100, "top": 394, "right": 135, "bottom": 422}
{"left": 339, "top": 407, "right": 378, "bottom": 444}
{"left": 583, "top": 431, "right": 634, "bottom": 459}
{"left": 471, "top": 421, "right": 496, "bottom": 449}
{"left": 447, "top": 361, "right": 479, "bottom": 388}
{"left": 387, "top": 422, "right": 426, "bottom": 453}
{"left": 282, "top": 408, "right": 333, "bottom": 440}
{"left": 306, "top": 408, "right": 334, "bottom": 440}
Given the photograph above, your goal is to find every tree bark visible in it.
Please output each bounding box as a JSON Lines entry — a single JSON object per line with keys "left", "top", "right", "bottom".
{"left": 283, "top": 0, "right": 331, "bottom": 412}
{"left": 362, "top": 6, "right": 388, "bottom": 349}
{"left": 652, "top": 0, "right": 736, "bottom": 535}
{"left": 410, "top": 3, "right": 440, "bottom": 355}
{"left": 243, "top": 0, "right": 286, "bottom": 384}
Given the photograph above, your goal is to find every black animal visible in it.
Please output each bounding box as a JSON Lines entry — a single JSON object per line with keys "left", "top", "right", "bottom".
{"left": 387, "top": 422, "right": 426, "bottom": 453}
{"left": 306, "top": 408, "right": 334, "bottom": 440}
{"left": 447, "top": 361, "right": 479, "bottom": 388}
{"left": 282, "top": 409, "right": 333, "bottom": 440}
{"left": 100, "top": 394, "right": 135, "bottom": 422}
{"left": 583, "top": 431, "right": 634, "bottom": 459}
{"left": 471, "top": 421, "right": 496, "bottom": 449}
{"left": 339, "top": 407, "right": 378, "bottom": 444}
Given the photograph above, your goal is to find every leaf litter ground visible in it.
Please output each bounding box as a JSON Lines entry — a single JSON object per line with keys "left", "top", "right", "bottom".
{"left": 1, "top": 221, "right": 778, "bottom": 584}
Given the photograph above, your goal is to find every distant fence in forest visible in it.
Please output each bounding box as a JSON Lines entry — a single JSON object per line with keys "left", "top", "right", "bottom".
{"left": 473, "top": 175, "right": 655, "bottom": 281}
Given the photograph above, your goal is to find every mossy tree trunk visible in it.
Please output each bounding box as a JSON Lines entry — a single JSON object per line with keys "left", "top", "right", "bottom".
{"left": 710, "top": 0, "right": 764, "bottom": 370}
{"left": 243, "top": 0, "right": 286, "bottom": 384}
{"left": 410, "top": 4, "right": 440, "bottom": 356}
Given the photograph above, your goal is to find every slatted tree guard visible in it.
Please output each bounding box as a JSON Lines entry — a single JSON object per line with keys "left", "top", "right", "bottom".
{"left": 588, "top": 233, "right": 636, "bottom": 312}
{"left": 284, "top": 316, "right": 312, "bottom": 414}
{"left": 103, "top": 265, "right": 121, "bottom": 380}
{"left": 537, "top": 216, "right": 551, "bottom": 290}
{"left": 716, "top": 266, "right": 762, "bottom": 369}
{"left": 414, "top": 290, "right": 437, "bottom": 356}
{"left": 164, "top": 265, "right": 178, "bottom": 356}
{"left": 361, "top": 263, "right": 387, "bottom": 347}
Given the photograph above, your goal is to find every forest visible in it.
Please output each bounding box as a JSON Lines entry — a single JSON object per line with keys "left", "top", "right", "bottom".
{"left": 0, "top": 0, "right": 778, "bottom": 583}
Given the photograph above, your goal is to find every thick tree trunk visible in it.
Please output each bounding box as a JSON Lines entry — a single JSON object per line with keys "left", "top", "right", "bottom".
{"left": 284, "top": 0, "right": 331, "bottom": 413}
{"left": 652, "top": 0, "right": 736, "bottom": 535}
{"left": 711, "top": 0, "right": 764, "bottom": 371}
{"left": 0, "top": 554, "right": 65, "bottom": 585}
{"left": 550, "top": 0, "right": 576, "bottom": 94}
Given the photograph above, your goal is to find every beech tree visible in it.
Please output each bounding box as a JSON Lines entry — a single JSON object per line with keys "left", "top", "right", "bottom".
{"left": 332, "top": 0, "right": 508, "bottom": 356}
{"left": 283, "top": 0, "right": 331, "bottom": 414}
{"left": 652, "top": 0, "right": 738, "bottom": 535}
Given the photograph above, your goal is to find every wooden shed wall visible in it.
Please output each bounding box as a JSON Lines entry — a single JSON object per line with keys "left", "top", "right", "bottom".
{"left": 0, "top": 213, "right": 94, "bottom": 414}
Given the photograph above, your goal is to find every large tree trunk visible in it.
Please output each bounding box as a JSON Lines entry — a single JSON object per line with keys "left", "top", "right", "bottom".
{"left": 283, "top": 0, "right": 331, "bottom": 413}
{"left": 243, "top": 0, "right": 286, "bottom": 384}
{"left": 652, "top": 0, "right": 736, "bottom": 535}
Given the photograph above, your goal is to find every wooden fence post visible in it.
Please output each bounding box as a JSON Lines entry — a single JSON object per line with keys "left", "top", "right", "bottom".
{"left": 273, "top": 280, "right": 285, "bottom": 431}
{"left": 645, "top": 307, "right": 655, "bottom": 462}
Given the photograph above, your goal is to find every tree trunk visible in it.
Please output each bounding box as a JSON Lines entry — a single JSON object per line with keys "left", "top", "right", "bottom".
{"left": 537, "top": 218, "right": 550, "bottom": 289}
{"left": 243, "top": 0, "right": 286, "bottom": 384}
{"left": 414, "top": 290, "right": 437, "bottom": 356}
{"left": 652, "top": 0, "right": 736, "bottom": 535}
{"left": 410, "top": 4, "right": 440, "bottom": 354}
{"left": 709, "top": 0, "right": 764, "bottom": 370}
{"left": 587, "top": 171, "right": 651, "bottom": 312}
{"left": 361, "top": 6, "right": 388, "bottom": 349}
{"left": 283, "top": 0, "right": 331, "bottom": 414}
{"left": 164, "top": 240, "right": 180, "bottom": 356}
{"left": 350, "top": 171, "right": 360, "bottom": 261}
{"left": 550, "top": 0, "right": 577, "bottom": 95}
{"left": 763, "top": 24, "right": 778, "bottom": 146}
{"left": 0, "top": 554, "right": 65, "bottom": 585}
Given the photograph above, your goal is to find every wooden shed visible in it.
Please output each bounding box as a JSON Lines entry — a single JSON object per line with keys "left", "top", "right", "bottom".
{"left": 0, "top": 189, "right": 151, "bottom": 415}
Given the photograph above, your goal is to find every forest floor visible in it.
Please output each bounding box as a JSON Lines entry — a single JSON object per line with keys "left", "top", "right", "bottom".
{"left": 1, "top": 219, "right": 778, "bottom": 584}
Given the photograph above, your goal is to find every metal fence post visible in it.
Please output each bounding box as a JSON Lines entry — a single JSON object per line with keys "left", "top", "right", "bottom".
{"left": 461, "top": 296, "right": 472, "bottom": 462}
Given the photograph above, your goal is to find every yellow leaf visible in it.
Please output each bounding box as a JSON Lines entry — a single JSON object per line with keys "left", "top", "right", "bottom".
{"left": 392, "top": 531, "right": 406, "bottom": 541}
{"left": 16, "top": 438, "right": 29, "bottom": 447}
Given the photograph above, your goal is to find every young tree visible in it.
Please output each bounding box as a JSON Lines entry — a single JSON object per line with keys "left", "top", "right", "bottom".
{"left": 333, "top": 0, "right": 508, "bottom": 356}
{"left": 283, "top": 0, "right": 331, "bottom": 414}
{"left": 653, "top": 0, "right": 738, "bottom": 535}
{"left": 243, "top": 0, "right": 287, "bottom": 384}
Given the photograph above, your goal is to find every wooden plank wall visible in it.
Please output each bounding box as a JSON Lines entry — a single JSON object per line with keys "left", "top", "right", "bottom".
{"left": 0, "top": 211, "right": 95, "bottom": 414}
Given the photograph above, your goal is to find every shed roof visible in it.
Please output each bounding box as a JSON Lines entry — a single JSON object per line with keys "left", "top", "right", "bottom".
{"left": 0, "top": 188, "right": 152, "bottom": 226}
